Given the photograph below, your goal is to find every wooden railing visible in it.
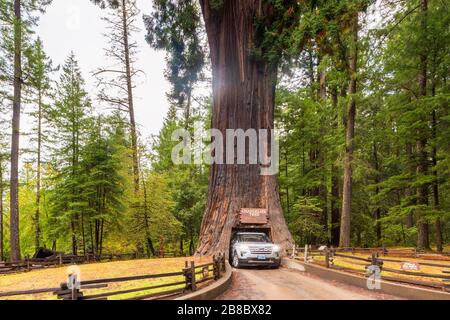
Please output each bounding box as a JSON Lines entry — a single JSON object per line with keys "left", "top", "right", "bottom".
{"left": 0, "top": 253, "right": 226, "bottom": 300}
{"left": 0, "top": 251, "right": 188, "bottom": 275}
{"left": 289, "top": 245, "right": 450, "bottom": 292}
{"left": 287, "top": 245, "right": 450, "bottom": 260}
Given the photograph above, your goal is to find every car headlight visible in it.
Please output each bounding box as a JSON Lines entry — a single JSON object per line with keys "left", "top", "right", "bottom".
{"left": 272, "top": 245, "right": 280, "bottom": 252}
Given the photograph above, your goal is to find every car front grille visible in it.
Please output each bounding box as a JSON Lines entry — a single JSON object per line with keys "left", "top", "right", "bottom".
{"left": 249, "top": 246, "right": 272, "bottom": 254}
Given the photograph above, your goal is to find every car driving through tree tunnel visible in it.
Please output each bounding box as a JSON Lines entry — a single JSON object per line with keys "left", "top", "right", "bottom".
{"left": 230, "top": 232, "right": 281, "bottom": 269}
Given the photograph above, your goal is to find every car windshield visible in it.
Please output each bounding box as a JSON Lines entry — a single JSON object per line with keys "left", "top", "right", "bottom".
{"left": 238, "top": 234, "right": 269, "bottom": 243}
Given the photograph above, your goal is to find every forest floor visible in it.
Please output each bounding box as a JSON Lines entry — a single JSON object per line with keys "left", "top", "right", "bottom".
{"left": 0, "top": 256, "right": 212, "bottom": 300}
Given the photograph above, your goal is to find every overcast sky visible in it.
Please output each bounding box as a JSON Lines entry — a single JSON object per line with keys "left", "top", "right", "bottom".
{"left": 34, "top": 0, "right": 171, "bottom": 139}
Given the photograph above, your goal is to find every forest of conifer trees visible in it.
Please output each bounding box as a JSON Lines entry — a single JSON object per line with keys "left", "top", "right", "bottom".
{"left": 0, "top": 0, "right": 448, "bottom": 263}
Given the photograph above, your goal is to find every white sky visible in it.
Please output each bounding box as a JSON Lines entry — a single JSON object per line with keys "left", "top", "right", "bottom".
{"left": 34, "top": 0, "right": 171, "bottom": 139}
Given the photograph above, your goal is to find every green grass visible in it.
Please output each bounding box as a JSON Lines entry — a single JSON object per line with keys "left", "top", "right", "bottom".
{"left": 0, "top": 256, "right": 212, "bottom": 300}
{"left": 311, "top": 252, "right": 450, "bottom": 285}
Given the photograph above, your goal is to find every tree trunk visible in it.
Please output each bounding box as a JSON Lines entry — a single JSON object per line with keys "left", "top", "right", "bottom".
{"left": 318, "top": 55, "right": 327, "bottom": 241}
{"left": 330, "top": 87, "right": 340, "bottom": 247}
{"left": 196, "top": 0, "right": 293, "bottom": 256}
{"left": 141, "top": 174, "right": 155, "bottom": 257}
{"left": 0, "top": 160, "right": 4, "bottom": 261}
{"left": 339, "top": 13, "right": 358, "bottom": 248}
{"left": 416, "top": 0, "right": 430, "bottom": 251}
{"left": 179, "top": 239, "right": 184, "bottom": 256}
{"left": 431, "top": 89, "right": 442, "bottom": 252}
{"left": 121, "top": 0, "right": 139, "bottom": 193}
{"left": 71, "top": 220, "right": 77, "bottom": 255}
{"left": 331, "top": 174, "right": 340, "bottom": 246}
{"left": 81, "top": 212, "right": 86, "bottom": 255}
{"left": 99, "top": 219, "right": 104, "bottom": 256}
{"left": 35, "top": 90, "right": 42, "bottom": 251}
{"left": 10, "top": 0, "right": 22, "bottom": 262}
{"left": 373, "top": 142, "right": 382, "bottom": 245}
{"left": 284, "top": 150, "right": 290, "bottom": 214}
{"left": 405, "top": 143, "right": 415, "bottom": 228}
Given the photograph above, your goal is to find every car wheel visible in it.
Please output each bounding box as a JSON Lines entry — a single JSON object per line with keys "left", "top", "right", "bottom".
{"left": 232, "top": 251, "right": 240, "bottom": 268}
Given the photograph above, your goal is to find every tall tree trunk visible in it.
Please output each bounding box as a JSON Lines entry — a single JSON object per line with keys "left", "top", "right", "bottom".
{"left": 71, "top": 101, "right": 79, "bottom": 255}
{"left": 0, "top": 160, "right": 4, "bottom": 261}
{"left": 431, "top": 88, "right": 442, "bottom": 252}
{"left": 35, "top": 90, "right": 42, "bottom": 251}
{"left": 339, "top": 13, "right": 358, "bottom": 248}
{"left": 196, "top": 0, "right": 293, "bottom": 256}
{"left": 432, "top": 112, "right": 442, "bottom": 252}
{"left": 373, "top": 142, "right": 382, "bottom": 245}
{"left": 179, "top": 239, "right": 184, "bottom": 256}
{"left": 284, "top": 150, "right": 290, "bottom": 214}
{"left": 331, "top": 174, "right": 340, "bottom": 246}
{"left": 71, "top": 221, "right": 77, "bottom": 255}
{"left": 416, "top": 0, "right": 430, "bottom": 251}
{"left": 81, "top": 212, "right": 86, "bottom": 255}
{"left": 10, "top": 0, "right": 22, "bottom": 261}
{"left": 121, "top": 0, "right": 139, "bottom": 193}
{"left": 318, "top": 55, "right": 328, "bottom": 241}
{"left": 330, "top": 87, "right": 340, "bottom": 246}
{"left": 405, "top": 143, "right": 415, "bottom": 228}
{"left": 141, "top": 174, "right": 155, "bottom": 256}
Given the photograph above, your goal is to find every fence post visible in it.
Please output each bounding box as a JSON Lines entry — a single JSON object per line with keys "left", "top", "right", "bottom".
{"left": 291, "top": 244, "right": 296, "bottom": 259}
{"left": 371, "top": 252, "right": 383, "bottom": 270}
{"left": 325, "top": 248, "right": 330, "bottom": 268}
{"left": 70, "top": 274, "right": 78, "bottom": 300}
{"left": 183, "top": 261, "right": 190, "bottom": 291}
{"left": 183, "top": 260, "right": 196, "bottom": 292}
{"left": 330, "top": 246, "right": 335, "bottom": 266}
{"left": 304, "top": 245, "right": 308, "bottom": 262}
{"left": 190, "top": 261, "right": 197, "bottom": 291}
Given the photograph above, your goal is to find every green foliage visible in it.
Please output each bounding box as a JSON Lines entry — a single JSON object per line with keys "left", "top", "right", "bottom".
{"left": 144, "top": 0, "right": 205, "bottom": 113}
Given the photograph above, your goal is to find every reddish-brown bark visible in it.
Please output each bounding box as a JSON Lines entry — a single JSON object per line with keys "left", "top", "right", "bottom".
{"left": 339, "top": 13, "right": 358, "bottom": 248}
{"left": 196, "top": 0, "right": 293, "bottom": 256}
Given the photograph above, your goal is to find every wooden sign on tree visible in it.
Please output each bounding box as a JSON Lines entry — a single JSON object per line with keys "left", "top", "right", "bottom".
{"left": 239, "top": 208, "right": 268, "bottom": 225}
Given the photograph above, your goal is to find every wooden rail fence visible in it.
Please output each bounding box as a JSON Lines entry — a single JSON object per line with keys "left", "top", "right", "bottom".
{"left": 0, "top": 251, "right": 188, "bottom": 275}
{"left": 0, "top": 253, "right": 226, "bottom": 300}
{"left": 288, "top": 245, "right": 450, "bottom": 293}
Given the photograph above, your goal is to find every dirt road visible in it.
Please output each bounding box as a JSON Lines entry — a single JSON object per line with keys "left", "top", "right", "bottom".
{"left": 217, "top": 267, "right": 401, "bottom": 300}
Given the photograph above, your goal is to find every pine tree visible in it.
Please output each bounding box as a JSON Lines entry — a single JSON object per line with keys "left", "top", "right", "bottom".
{"left": 93, "top": 0, "right": 141, "bottom": 194}
{"left": 144, "top": 0, "right": 205, "bottom": 125}
{"left": 0, "top": 0, "right": 52, "bottom": 261}
{"left": 79, "top": 116, "right": 127, "bottom": 255}
{"left": 24, "top": 37, "right": 54, "bottom": 251}
{"left": 48, "top": 53, "right": 91, "bottom": 255}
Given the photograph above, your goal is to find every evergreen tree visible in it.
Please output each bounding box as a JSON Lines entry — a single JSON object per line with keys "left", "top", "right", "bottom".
{"left": 48, "top": 53, "right": 91, "bottom": 255}
{"left": 24, "top": 37, "right": 54, "bottom": 251}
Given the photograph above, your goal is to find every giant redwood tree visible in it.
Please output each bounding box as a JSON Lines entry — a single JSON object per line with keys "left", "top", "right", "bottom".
{"left": 195, "top": 0, "right": 298, "bottom": 255}
{"left": 142, "top": 0, "right": 302, "bottom": 256}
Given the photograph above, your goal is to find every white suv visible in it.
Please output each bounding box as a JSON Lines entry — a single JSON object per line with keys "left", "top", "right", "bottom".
{"left": 230, "top": 232, "right": 281, "bottom": 268}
